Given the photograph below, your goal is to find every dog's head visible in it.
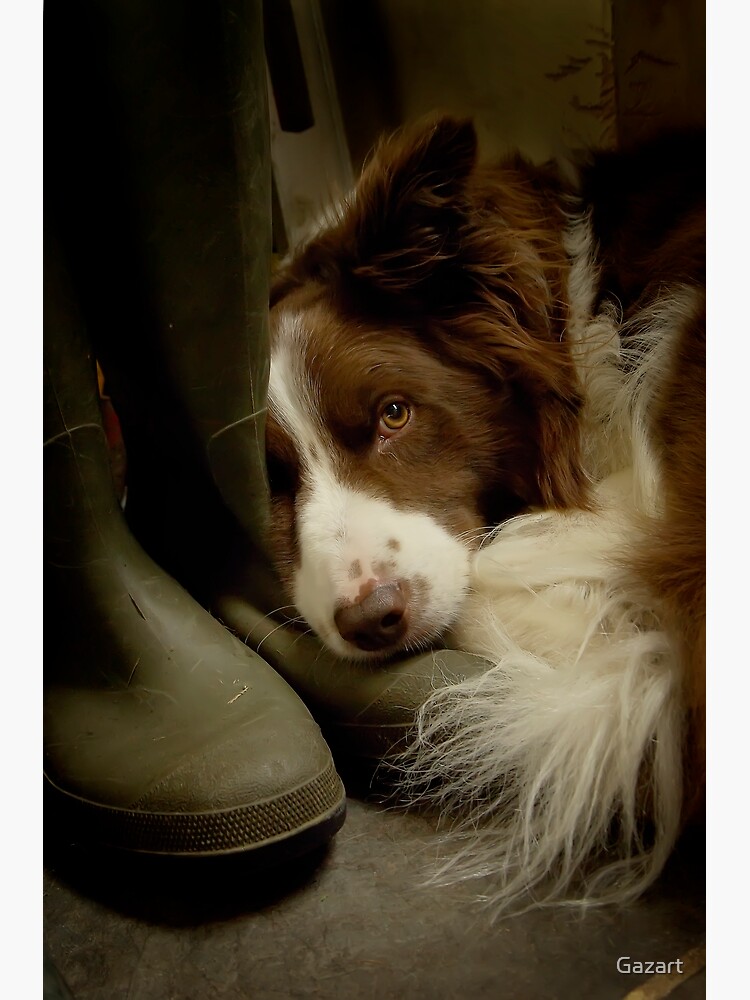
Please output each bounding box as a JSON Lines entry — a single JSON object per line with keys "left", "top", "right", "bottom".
{"left": 265, "top": 116, "right": 588, "bottom": 660}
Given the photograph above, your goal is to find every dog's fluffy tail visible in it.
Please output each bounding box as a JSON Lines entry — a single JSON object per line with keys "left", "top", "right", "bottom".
{"left": 397, "top": 493, "right": 684, "bottom": 916}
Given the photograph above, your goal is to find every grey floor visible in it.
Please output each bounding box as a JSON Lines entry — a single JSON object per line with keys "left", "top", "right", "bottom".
{"left": 44, "top": 779, "right": 705, "bottom": 1000}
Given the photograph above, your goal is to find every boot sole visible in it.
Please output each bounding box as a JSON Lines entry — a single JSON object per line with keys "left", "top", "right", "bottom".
{"left": 45, "top": 761, "right": 346, "bottom": 864}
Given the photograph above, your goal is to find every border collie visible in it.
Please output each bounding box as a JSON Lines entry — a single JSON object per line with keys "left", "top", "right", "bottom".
{"left": 265, "top": 116, "right": 705, "bottom": 912}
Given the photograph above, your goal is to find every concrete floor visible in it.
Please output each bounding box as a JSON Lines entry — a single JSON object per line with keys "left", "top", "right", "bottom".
{"left": 44, "top": 781, "right": 705, "bottom": 1000}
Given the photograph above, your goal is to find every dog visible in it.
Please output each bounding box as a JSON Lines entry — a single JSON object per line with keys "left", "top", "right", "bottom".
{"left": 264, "top": 116, "right": 705, "bottom": 913}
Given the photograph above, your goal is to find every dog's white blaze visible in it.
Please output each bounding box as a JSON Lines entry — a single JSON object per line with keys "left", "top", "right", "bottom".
{"left": 267, "top": 313, "right": 322, "bottom": 461}
{"left": 269, "top": 310, "right": 471, "bottom": 659}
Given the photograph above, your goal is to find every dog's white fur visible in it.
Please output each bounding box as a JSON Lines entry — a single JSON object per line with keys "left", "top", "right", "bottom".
{"left": 398, "top": 218, "right": 697, "bottom": 912}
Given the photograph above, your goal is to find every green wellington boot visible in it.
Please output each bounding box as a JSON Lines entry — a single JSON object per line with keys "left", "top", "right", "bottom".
{"left": 44, "top": 0, "right": 345, "bottom": 858}
{"left": 44, "top": 239, "right": 345, "bottom": 858}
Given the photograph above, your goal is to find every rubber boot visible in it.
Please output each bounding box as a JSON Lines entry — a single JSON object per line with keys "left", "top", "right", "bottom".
{"left": 44, "top": 237, "right": 345, "bottom": 858}
{"left": 44, "top": 0, "right": 345, "bottom": 857}
{"left": 44, "top": 0, "right": 276, "bottom": 599}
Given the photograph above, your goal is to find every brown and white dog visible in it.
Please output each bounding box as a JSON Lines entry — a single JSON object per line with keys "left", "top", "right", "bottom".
{"left": 265, "top": 116, "right": 705, "bottom": 912}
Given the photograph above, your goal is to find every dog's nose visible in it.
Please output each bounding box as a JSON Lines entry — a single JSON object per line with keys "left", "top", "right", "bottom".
{"left": 334, "top": 582, "right": 408, "bottom": 652}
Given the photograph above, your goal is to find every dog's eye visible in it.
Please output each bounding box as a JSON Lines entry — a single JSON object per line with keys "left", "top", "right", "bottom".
{"left": 379, "top": 400, "right": 411, "bottom": 436}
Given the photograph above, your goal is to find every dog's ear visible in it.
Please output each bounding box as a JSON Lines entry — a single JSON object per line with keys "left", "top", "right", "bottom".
{"left": 343, "top": 116, "right": 478, "bottom": 298}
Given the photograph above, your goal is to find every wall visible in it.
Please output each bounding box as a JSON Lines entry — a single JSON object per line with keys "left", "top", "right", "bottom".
{"left": 271, "top": 0, "right": 705, "bottom": 244}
